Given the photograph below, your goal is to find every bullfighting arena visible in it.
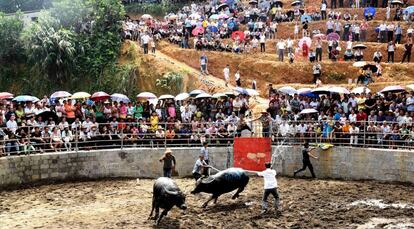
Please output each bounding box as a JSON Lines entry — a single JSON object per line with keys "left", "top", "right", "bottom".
{"left": 1, "top": 177, "right": 414, "bottom": 229}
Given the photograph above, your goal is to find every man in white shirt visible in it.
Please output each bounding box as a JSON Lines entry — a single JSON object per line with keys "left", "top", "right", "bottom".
{"left": 223, "top": 65, "right": 230, "bottom": 87}
{"left": 6, "top": 114, "right": 18, "bottom": 134}
{"left": 257, "top": 162, "right": 280, "bottom": 213}
{"left": 192, "top": 154, "right": 208, "bottom": 181}
{"left": 141, "top": 33, "right": 150, "bottom": 54}
{"left": 276, "top": 40, "right": 285, "bottom": 62}
{"left": 259, "top": 33, "right": 266, "bottom": 52}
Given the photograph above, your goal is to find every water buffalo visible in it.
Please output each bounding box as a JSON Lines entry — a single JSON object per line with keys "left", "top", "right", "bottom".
{"left": 191, "top": 168, "right": 249, "bottom": 208}
{"left": 149, "top": 177, "right": 187, "bottom": 225}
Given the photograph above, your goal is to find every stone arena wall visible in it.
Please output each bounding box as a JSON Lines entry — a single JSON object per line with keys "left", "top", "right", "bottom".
{"left": 0, "top": 146, "right": 413, "bottom": 189}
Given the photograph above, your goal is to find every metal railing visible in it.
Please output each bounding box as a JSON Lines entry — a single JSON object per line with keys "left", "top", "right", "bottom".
{"left": 0, "top": 120, "right": 413, "bottom": 156}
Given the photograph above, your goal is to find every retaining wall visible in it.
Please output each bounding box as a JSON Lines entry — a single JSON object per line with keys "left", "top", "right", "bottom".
{"left": 0, "top": 146, "right": 413, "bottom": 189}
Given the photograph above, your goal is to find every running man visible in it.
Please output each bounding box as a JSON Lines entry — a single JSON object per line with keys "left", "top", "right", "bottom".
{"left": 293, "top": 141, "right": 318, "bottom": 178}
{"left": 257, "top": 162, "right": 280, "bottom": 214}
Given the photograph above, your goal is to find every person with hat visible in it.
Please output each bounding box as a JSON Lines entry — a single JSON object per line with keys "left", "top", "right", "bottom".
{"left": 257, "top": 162, "right": 280, "bottom": 214}
{"left": 293, "top": 141, "right": 318, "bottom": 178}
{"left": 159, "top": 148, "right": 176, "bottom": 178}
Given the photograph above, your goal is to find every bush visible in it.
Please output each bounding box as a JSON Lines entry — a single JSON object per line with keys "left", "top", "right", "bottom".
{"left": 125, "top": 2, "right": 185, "bottom": 17}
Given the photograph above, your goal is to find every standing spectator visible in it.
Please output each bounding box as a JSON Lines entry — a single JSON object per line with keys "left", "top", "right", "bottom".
{"left": 326, "top": 19, "right": 334, "bottom": 34}
{"left": 360, "top": 21, "right": 368, "bottom": 42}
{"left": 387, "top": 41, "right": 395, "bottom": 63}
{"left": 387, "top": 23, "right": 395, "bottom": 42}
{"left": 235, "top": 70, "right": 241, "bottom": 87}
{"left": 141, "top": 32, "right": 150, "bottom": 54}
{"left": 315, "top": 38, "right": 323, "bottom": 62}
{"left": 159, "top": 148, "right": 176, "bottom": 178}
{"left": 395, "top": 23, "right": 403, "bottom": 44}
{"left": 260, "top": 33, "right": 266, "bottom": 52}
{"left": 401, "top": 40, "right": 413, "bottom": 63}
{"left": 331, "top": 0, "right": 337, "bottom": 9}
{"left": 276, "top": 39, "right": 286, "bottom": 62}
{"left": 200, "top": 142, "right": 209, "bottom": 175}
{"left": 200, "top": 52, "right": 208, "bottom": 75}
{"left": 150, "top": 37, "right": 156, "bottom": 54}
{"left": 223, "top": 65, "right": 230, "bottom": 87}
{"left": 313, "top": 63, "right": 322, "bottom": 84}
{"left": 321, "top": 1, "right": 327, "bottom": 20}
{"left": 379, "top": 22, "right": 387, "bottom": 43}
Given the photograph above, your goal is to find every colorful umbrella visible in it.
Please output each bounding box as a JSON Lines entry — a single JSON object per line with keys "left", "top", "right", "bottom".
{"left": 327, "top": 32, "right": 340, "bottom": 41}
{"left": 175, "top": 93, "right": 190, "bottom": 101}
{"left": 218, "top": 14, "right": 229, "bottom": 19}
{"left": 278, "top": 86, "right": 297, "bottom": 95}
{"left": 313, "top": 33, "right": 327, "bottom": 40}
{"left": 300, "top": 14, "right": 312, "bottom": 23}
{"left": 189, "top": 89, "right": 205, "bottom": 96}
{"left": 231, "top": 31, "right": 245, "bottom": 41}
{"left": 234, "top": 87, "right": 249, "bottom": 95}
{"left": 91, "top": 91, "right": 110, "bottom": 101}
{"left": 158, "top": 94, "right": 175, "bottom": 100}
{"left": 111, "top": 93, "right": 130, "bottom": 103}
{"left": 210, "top": 14, "right": 219, "bottom": 20}
{"left": 207, "top": 25, "right": 218, "bottom": 33}
{"left": 0, "top": 92, "right": 14, "bottom": 99}
{"left": 195, "top": 93, "right": 212, "bottom": 99}
{"left": 300, "top": 108, "right": 318, "bottom": 114}
{"left": 404, "top": 6, "right": 414, "bottom": 15}
{"left": 51, "top": 91, "right": 71, "bottom": 98}
{"left": 137, "top": 92, "right": 157, "bottom": 99}
{"left": 71, "top": 92, "right": 91, "bottom": 99}
{"left": 298, "top": 37, "right": 312, "bottom": 47}
{"left": 13, "top": 95, "right": 39, "bottom": 103}
{"left": 192, "top": 27, "right": 205, "bottom": 36}
{"left": 363, "top": 7, "right": 376, "bottom": 17}
{"left": 380, "top": 85, "right": 406, "bottom": 93}
{"left": 351, "top": 87, "right": 371, "bottom": 94}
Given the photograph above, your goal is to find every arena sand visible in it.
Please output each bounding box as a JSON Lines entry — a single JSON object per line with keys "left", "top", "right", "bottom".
{"left": 1, "top": 177, "right": 413, "bottom": 229}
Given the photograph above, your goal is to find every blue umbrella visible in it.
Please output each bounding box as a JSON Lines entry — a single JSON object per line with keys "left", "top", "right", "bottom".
{"left": 12, "top": 95, "right": 40, "bottom": 102}
{"left": 404, "top": 6, "right": 414, "bottom": 15}
{"left": 300, "top": 14, "right": 312, "bottom": 23}
{"left": 363, "top": 7, "right": 376, "bottom": 17}
{"left": 207, "top": 25, "right": 218, "bottom": 33}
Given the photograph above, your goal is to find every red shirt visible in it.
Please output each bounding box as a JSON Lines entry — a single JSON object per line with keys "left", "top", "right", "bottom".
{"left": 356, "top": 112, "right": 367, "bottom": 122}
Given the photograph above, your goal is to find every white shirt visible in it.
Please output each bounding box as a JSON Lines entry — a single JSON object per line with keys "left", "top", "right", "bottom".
{"left": 6, "top": 120, "right": 18, "bottom": 134}
{"left": 192, "top": 159, "right": 206, "bottom": 174}
{"left": 223, "top": 67, "right": 230, "bottom": 80}
{"left": 258, "top": 168, "right": 278, "bottom": 189}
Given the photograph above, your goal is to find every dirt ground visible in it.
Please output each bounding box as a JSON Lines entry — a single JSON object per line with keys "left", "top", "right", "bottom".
{"left": 1, "top": 177, "right": 414, "bottom": 229}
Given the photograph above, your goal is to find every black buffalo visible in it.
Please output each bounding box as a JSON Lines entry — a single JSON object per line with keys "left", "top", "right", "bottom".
{"left": 149, "top": 177, "right": 187, "bottom": 225}
{"left": 191, "top": 168, "right": 249, "bottom": 208}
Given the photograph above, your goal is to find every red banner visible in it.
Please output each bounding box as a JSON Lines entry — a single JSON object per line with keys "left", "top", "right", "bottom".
{"left": 233, "top": 138, "right": 272, "bottom": 172}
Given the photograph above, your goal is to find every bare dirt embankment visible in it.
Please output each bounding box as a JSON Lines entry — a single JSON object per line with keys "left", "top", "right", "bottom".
{"left": 0, "top": 177, "right": 413, "bottom": 228}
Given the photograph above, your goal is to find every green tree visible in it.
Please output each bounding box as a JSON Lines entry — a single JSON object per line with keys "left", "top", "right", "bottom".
{"left": 156, "top": 72, "right": 184, "bottom": 95}
{"left": 0, "top": 12, "right": 24, "bottom": 62}
{"left": 23, "top": 12, "right": 76, "bottom": 86}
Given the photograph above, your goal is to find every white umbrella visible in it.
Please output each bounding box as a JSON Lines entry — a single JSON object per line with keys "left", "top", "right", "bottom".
{"left": 51, "top": 91, "right": 71, "bottom": 98}
{"left": 278, "top": 86, "right": 297, "bottom": 95}
{"left": 300, "top": 108, "right": 319, "bottom": 114}
{"left": 297, "top": 88, "right": 312, "bottom": 94}
{"left": 137, "top": 92, "right": 157, "bottom": 99}
{"left": 406, "top": 84, "right": 414, "bottom": 91}
{"left": 351, "top": 87, "right": 371, "bottom": 94}
{"left": 111, "top": 93, "right": 130, "bottom": 103}
{"left": 212, "top": 93, "right": 227, "bottom": 98}
{"left": 195, "top": 93, "right": 212, "bottom": 99}
{"left": 353, "top": 61, "right": 367, "bottom": 68}
{"left": 71, "top": 92, "right": 91, "bottom": 99}
{"left": 329, "top": 86, "right": 350, "bottom": 94}
{"left": 246, "top": 89, "right": 260, "bottom": 96}
{"left": 141, "top": 14, "right": 153, "bottom": 20}
{"left": 189, "top": 89, "right": 205, "bottom": 96}
{"left": 175, "top": 93, "right": 190, "bottom": 101}
{"left": 311, "top": 86, "right": 331, "bottom": 94}
{"left": 158, "top": 94, "right": 175, "bottom": 100}
{"left": 380, "top": 85, "right": 406, "bottom": 93}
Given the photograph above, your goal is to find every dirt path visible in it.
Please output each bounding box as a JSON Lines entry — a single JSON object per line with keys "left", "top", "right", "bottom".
{"left": 1, "top": 177, "right": 413, "bottom": 229}
{"left": 153, "top": 50, "right": 269, "bottom": 116}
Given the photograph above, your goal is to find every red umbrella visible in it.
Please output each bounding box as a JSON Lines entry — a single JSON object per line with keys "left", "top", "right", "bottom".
{"left": 0, "top": 92, "right": 14, "bottom": 99}
{"left": 192, "top": 27, "right": 204, "bottom": 36}
{"left": 91, "top": 91, "right": 110, "bottom": 101}
{"left": 231, "top": 31, "right": 245, "bottom": 41}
